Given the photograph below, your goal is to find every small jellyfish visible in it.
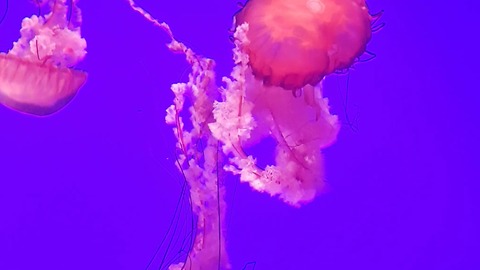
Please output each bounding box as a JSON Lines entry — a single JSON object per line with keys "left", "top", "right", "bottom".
{"left": 0, "top": 0, "right": 87, "bottom": 116}
{"left": 235, "top": 0, "right": 373, "bottom": 90}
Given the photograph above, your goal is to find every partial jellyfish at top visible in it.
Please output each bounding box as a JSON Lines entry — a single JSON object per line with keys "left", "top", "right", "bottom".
{"left": 0, "top": 0, "right": 87, "bottom": 116}
{"left": 235, "top": 0, "right": 374, "bottom": 90}
{"left": 128, "top": 0, "right": 382, "bottom": 268}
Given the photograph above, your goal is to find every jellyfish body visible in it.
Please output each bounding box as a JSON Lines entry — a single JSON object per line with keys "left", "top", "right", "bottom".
{"left": 0, "top": 54, "right": 87, "bottom": 116}
{"left": 0, "top": 0, "right": 87, "bottom": 116}
{"left": 235, "top": 0, "right": 372, "bottom": 89}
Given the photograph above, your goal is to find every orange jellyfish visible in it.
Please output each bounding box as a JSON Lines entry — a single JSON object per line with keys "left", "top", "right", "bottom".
{"left": 235, "top": 0, "right": 373, "bottom": 90}
{"left": 206, "top": 0, "right": 381, "bottom": 205}
{"left": 0, "top": 0, "right": 87, "bottom": 116}
{"left": 126, "top": 0, "right": 380, "bottom": 267}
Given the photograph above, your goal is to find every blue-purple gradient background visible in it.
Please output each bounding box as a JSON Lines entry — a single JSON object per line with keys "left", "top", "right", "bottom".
{"left": 0, "top": 1, "right": 478, "bottom": 269}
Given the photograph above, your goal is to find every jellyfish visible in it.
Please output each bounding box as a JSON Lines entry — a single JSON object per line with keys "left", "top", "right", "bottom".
{"left": 234, "top": 0, "right": 373, "bottom": 90}
{"left": 0, "top": 0, "right": 87, "bottom": 116}
{"left": 127, "top": 0, "right": 379, "bottom": 268}
{"left": 205, "top": 0, "right": 377, "bottom": 206}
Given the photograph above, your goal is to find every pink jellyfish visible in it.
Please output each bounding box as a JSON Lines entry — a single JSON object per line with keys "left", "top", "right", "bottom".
{"left": 128, "top": 0, "right": 379, "bottom": 268}
{"left": 205, "top": 0, "right": 377, "bottom": 205}
{"left": 0, "top": 0, "right": 87, "bottom": 116}
{"left": 235, "top": 0, "right": 373, "bottom": 90}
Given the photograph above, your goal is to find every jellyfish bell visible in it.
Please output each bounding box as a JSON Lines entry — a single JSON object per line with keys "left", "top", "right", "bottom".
{"left": 0, "top": 53, "right": 87, "bottom": 116}
{"left": 234, "top": 0, "right": 373, "bottom": 90}
{"left": 0, "top": 0, "right": 87, "bottom": 116}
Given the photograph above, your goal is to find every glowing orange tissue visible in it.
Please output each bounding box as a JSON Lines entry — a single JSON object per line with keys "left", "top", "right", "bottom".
{"left": 235, "top": 0, "right": 373, "bottom": 89}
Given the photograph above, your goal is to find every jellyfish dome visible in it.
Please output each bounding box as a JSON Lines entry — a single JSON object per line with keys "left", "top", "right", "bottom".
{"left": 235, "top": 0, "right": 372, "bottom": 89}
{"left": 0, "top": 0, "right": 87, "bottom": 116}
